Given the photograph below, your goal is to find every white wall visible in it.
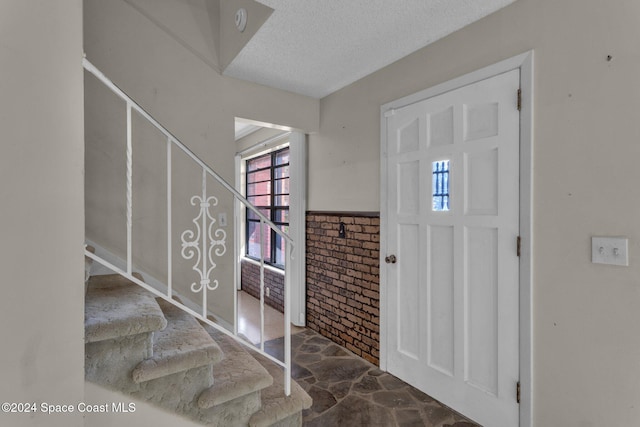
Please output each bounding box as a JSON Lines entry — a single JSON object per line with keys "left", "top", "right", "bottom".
{"left": 0, "top": 1, "right": 85, "bottom": 426}
{"left": 309, "top": 0, "right": 640, "bottom": 425}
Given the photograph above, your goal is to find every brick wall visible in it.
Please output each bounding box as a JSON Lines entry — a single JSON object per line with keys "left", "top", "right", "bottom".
{"left": 306, "top": 212, "right": 380, "bottom": 365}
{"left": 241, "top": 259, "right": 285, "bottom": 313}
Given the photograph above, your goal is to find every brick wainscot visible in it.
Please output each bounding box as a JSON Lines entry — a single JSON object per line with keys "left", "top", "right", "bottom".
{"left": 241, "top": 259, "right": 285, "bottom": 313}
{"left": 305, "top": 212, "right": 380, "bottom": 365}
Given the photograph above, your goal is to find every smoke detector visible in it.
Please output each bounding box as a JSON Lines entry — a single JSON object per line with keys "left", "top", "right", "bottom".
{"left": 235, "top": 8, "right": 247, "bottom": 32}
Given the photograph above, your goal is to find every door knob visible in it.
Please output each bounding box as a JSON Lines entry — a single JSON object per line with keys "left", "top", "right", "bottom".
{"left": 385, "top": 254, "right": 397, "bottom": 264}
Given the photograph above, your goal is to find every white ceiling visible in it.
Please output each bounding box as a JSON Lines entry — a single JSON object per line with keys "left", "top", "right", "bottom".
{"left": 224, "top": 0, "right": 517, "bottom": 99}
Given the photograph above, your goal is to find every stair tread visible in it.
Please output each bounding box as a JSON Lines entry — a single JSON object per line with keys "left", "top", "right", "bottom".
{"left": 198, "top": 326, "right": 273, "bottom": 409}
{"left": 132, "top": 298, "right": 223, "bottom": 383}
{"left": 85, "top": 274, "right": 167, "bottom": 343}
{"left": 249, "top": 350, "right": 313, "bottom": 427}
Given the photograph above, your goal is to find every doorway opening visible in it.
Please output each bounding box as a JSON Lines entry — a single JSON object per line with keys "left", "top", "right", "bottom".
{"left": 234, "top": 117, "right": 307, "bottom": 346}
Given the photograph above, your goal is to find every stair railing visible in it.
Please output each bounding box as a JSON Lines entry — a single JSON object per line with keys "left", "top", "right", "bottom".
{"left": 83, "top": 58, "right": 293, "bottom": 396}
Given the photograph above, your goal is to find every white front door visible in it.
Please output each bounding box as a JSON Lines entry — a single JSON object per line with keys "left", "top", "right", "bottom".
{"left": 384, "top": 69, "right": 520, "bottom": 427}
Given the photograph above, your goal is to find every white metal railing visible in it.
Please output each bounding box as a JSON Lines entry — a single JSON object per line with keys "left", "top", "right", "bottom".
{"left": 83, "top": 58, "right": 293, "bottom": 395}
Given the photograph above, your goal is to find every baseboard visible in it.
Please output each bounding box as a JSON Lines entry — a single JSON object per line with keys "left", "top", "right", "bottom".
{"left": 85, "top": 239, "right": 233, "bottom": 332}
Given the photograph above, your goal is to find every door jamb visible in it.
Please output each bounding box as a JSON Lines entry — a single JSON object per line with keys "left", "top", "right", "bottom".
{"left": 379, "top": 51, "right": 534, "bottom": 427}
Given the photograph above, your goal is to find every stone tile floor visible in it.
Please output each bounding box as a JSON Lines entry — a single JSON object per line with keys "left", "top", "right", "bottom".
{"left": 265, "top": 329, "right": 480, "bottom": 427}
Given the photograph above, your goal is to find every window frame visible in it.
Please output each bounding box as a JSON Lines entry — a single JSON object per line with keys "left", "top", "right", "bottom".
{"left": 245, "top": 146, "right": 290, "bottom": 269}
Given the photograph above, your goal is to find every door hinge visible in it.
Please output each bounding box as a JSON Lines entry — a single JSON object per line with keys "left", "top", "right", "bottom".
{"left": 517, "top": 88, "right": 522, "bottom": 111}
{"left": 516, "top": 381, "right": 521, "bottom": 403}
{"left": 517, "top": 235, "right": 521, "bottom": 257}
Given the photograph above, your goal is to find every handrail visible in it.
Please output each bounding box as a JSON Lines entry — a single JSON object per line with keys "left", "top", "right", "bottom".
{"left": 84, "top": 57, "right": 293, "bottom": 396}
{"left": 82, "top": 58, "right": 292, "bottom": 246}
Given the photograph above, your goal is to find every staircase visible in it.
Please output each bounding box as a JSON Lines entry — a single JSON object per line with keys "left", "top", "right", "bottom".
{"left": 83, "top": 57, "right": 309, "bottom": 425}
{"left": 84, "top": 273, "right": 311, "bottom": 426}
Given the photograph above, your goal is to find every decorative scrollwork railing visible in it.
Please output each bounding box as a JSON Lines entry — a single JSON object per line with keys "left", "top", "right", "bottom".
{"left": 181, "top": 188, "right": 227, "bottom": 295}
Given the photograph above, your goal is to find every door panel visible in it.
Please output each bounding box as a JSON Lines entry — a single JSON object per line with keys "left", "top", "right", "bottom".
{"left": 385, "top": 69, "right": 520, "bottom": 427}
{"left": 429, "top": 106, "right": 454, "bottom": 147}
{"left": 398, "top": 118, "right": 420, "bottom": 153}
{"left": 464, "top": 102, "right": 499, "bottom": 141}
{"left": 398, "top": 161, "right": 420, "bottom": 215}
{"left": 397, "top": 224, "right": 420, "bottom": 359}
{"left": 427, "top": 224, "right": 455, "bottom": 376}
{"left": 465, "top": 148, "right": 499, "bottom": 215}
{"left": 466, "top": 226, "right": 499, "bottom": 395}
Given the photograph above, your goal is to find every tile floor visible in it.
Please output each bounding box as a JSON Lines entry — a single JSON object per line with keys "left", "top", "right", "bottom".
{"left": 238, "top": 292, "right": 480, "bottom": 426}
{"left": 264, "top": 329, "right": 480, "bottom": 427}
{"left": 237, "top": 291, "right": 305, "bottom": 344}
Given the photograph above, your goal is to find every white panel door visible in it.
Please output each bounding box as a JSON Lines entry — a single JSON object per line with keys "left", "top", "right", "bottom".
{"left": 385, "top": 69, "right": 520, "bottom": 427}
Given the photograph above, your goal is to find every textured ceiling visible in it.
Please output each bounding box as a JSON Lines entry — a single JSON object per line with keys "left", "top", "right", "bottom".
{"left": 224, "top": 0, "right": 517, "bottom": 99}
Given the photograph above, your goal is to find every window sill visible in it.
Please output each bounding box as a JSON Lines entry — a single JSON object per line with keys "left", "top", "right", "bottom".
{"left": 241, "top": 257, "right": 286, "bottom": 276}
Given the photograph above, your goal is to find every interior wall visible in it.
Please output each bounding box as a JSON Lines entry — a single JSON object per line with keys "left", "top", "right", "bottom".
{"left": 84, "top": 0, "right": 318, "bottom": 326}
{"left": 0, "top": 1, "right": 85, "bottom": 426}
{"left": 124, "top": 0, "right": 221, "bottom": 71}
{"left": 308, "top": 0, "right": 640, "bottom": 425}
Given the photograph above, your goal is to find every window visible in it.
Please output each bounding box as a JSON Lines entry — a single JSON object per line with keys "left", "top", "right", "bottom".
{"left": 432, "top": 160, "right": 450, "bottom": 211}
{"left": 246, "top": 147, "right": 290, "bottom": 267}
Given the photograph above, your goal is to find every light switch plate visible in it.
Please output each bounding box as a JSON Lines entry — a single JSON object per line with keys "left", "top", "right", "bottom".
{"left": 591, "top": 236, "right": 629, "bottom": 266}
{"left": 218, "top": 212, "right": 227, "bottom": 227}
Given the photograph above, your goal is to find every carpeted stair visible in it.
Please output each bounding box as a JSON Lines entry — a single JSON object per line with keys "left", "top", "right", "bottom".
{"left": 84, "top": 273, "right": 311, "bottom": 426}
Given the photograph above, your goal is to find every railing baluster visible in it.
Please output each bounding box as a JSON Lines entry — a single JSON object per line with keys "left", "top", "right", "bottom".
{"left": 167, "top": 138, "right": 172, "bottom": 298}
{"left": 284, "top": 241, "right": 292, "bottom": 396}
{"left": 126, "top": 102, "right": 133, "bottom": 275}
{"left": 259, "top": 218, "right": 265, "bottom": 352}
{"left": 202, "top": 168, "right": 208, "bottom": 319}
{"left": 233, "top": 195, "right": 239, "bottom": 336}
